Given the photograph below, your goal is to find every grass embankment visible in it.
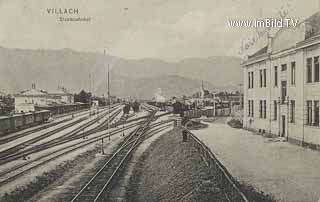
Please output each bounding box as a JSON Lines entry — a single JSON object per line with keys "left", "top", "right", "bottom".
{"left": 126, "top": 129, "right": 228, "bottom": 202}
{"left": 126, "top": 128, "right": 276, "bottom": 202}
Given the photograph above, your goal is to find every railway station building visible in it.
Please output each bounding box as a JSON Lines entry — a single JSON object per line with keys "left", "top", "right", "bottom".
{"left": 242, "top": 12, "right": 320, "bottom": 150}
{"left": 14, "top": 84, "right": 74, "bottom": 113}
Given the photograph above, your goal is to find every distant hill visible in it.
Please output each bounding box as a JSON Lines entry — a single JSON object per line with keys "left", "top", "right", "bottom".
{"left": 0, "top": 47, "right": 242, "bottom": 98}
{"left": 96, "top": 74, "right": 217, "bottom": 99}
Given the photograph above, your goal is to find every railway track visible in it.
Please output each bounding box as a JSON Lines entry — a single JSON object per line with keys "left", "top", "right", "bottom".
{"left": 141, "top": 103, "right": 160, "bottom": 112}
{"left": 0, "top": 106, "right": 116, "bottom": 149}
{"left": 0, "top": 115, "right": 173, "bottom": 189}
{"left": 69, "top": 111, "right": 157, "bottom": 202}
{"left": 0, "top": 106, "right": 122, "bottom": 164}
{"left": 0, "top": 118, "right": 86, "bottom": 159}
{"left": 0, "top": 105, "right": 117, "bottom": 143}
{"left": 0, "top": 119, "right": 68, "bottom": 145}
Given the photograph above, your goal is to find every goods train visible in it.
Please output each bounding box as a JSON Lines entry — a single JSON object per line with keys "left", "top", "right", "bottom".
{"left": 0, "top": 110, "right": 51, "bottom": 134}
{"left": 147, "top": 101, "right": 168, "bottom": 111}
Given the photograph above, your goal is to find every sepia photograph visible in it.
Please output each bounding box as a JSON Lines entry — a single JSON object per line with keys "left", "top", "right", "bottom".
{"left": 0, "top": 0, "right": 320, "bottom": 201}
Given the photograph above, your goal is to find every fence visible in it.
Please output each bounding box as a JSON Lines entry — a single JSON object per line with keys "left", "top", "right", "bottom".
{"left": 182, "top": 127, "right": 250, "bottom": 202}
{"left": 184, "top": 108, "right": 232, "bottom": 118}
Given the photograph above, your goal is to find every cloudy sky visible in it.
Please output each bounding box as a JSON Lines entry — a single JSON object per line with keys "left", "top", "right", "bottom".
{"left": 0, "top": 0, "right": 318, "bottom": 61}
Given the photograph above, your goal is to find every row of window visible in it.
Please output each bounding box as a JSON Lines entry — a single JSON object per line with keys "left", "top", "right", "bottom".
{"left": 306, "top": 56, "right": 320, "bottom": 83}
{"left": 248, "top": 99, "right": 267, "bottom": 119}
{"left": 248, "top": 62, "right": 296, "bottom": 89}
{"left": 248, "top": 99, "right": 296, "bottom": 123}
{"left": 248, "top": 55, "right": 320, "bottom": 89}
{"left": 247, "top": 69, "right": 267, "bottom": 89}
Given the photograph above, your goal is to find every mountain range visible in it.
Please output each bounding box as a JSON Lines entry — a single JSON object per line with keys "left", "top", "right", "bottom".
{"left": 0, "top": 47, "right": 242, "bottom": 99}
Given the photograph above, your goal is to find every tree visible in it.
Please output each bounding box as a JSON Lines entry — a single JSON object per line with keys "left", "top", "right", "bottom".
{"left": 74, "top": 90, "right": 92, "bottom": 103}
{"left": 132, "top": 101, "right": 140, "bottom": 112}
{"left": 123, "top": 104, "right": 131, "bottom": 114}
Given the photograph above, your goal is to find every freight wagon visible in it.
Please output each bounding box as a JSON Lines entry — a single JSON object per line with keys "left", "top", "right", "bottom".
{"left": 0, "top": 110, "right": 51, "bottom": 135}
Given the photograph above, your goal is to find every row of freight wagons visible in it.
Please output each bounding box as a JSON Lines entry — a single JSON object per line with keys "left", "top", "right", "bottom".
{"left": 0, "top": 110, "right": 51, "bottom": 134}
{"left": 183, "top": 108, "right": 231, "bottom": 118}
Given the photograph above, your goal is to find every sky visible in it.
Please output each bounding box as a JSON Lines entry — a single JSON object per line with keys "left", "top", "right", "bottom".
{"left": 0, "top": 0, "right": 319, "bottom": 61}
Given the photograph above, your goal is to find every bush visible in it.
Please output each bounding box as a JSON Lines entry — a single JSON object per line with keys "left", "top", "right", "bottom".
{"left": 227, "top": 119, "right": 243, "bottom": 128}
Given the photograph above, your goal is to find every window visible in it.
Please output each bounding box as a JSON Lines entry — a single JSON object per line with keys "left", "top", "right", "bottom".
{"left": 307, "top": 100, "right": 312, "bottom": 125}
{"left": 281, "top": 64, "right": 287, "bottom": 71}
{"left": 249, "top": 100, "right": 252, "bottom": 117}
{"left": 248, "top": 100, "right": 254, "bottom": 117}
{"left": 259, "top": 100, "right": 266, "bottom": 119}
{"left": 259, "top": 100, "right": 263, "bottom": 118}
{"left": 291, "top": 62, "right": 296, "bottom": 85}
{"left": 248, "top": 72, "right": 251, "bottom": 89}
{"left": 263, "top": 69, "right": 267, "bottom": 87}
{"left": 250, "top": 100, "right": 253, "bottom": 117}
{"left": 307, "top": 58, "right": 312, "bottom": 83}
{"left": 251, "top": 72, "right": 254, "bottom": 88}
{"left": 290, "top": 100, "right": 295, "bottom": 123}
{"left": 314, "top": 101, "right": 319, "bottom": 126}
{"left": 274, "top": 100, "right": 278, "bottom": 120}
{"left": 248, "top": 71, "right": 254, "bottom": 89}
{"left": 251, "top": 100, "right": 254, "bottom": 117}
{"left": 281, "top": 81, "right": 287, "bottom": 103}
{"left": 274, "top": 66, "right": 278, "bottom": 87}
{"left": 263, "top": 100, "right": 267, "bottom": 119}
{"left": 259, "top": 70, "right": 263, "bottom": 88}
{"left": 314, "top": 56, "right": 319, "bottom": 82}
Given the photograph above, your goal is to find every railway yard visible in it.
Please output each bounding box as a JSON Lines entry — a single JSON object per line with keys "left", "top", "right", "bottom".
{"left": 0, "top": 103, "right": 275, "bottom": 202}
{"left": 0, "top": 103, "right": 176, "bottom": 202}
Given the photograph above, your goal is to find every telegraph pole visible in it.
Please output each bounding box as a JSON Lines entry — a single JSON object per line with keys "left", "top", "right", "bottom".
{"left": 107, "top": 63, "right": 110, "bottom": 130}
{"left": 105, "top": 48, "right": 111, "bottom": 141}
{"left": 89, "top": 73, "right": 92, "bottom": 117}
{"left": 213, "top": 92, "right": 216, "bottom": 117}
{"left": 101, "top": 138, "right": 105, "bottom": 154}
{"left": 239, "top": 83, "right": 243, "bottom": 110}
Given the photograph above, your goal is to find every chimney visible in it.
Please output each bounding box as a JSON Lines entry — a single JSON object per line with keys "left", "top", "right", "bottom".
{"left": 267, "top": 31, "right": 272, "bottom": 53}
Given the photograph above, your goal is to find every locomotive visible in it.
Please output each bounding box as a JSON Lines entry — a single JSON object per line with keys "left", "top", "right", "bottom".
{"left": 0, "top": 110, "right": 51, "bottom": 135}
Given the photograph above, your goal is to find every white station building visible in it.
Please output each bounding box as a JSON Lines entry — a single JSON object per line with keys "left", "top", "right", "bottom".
{"left": 242, "top": 12, "right": 320, "bottom": 150}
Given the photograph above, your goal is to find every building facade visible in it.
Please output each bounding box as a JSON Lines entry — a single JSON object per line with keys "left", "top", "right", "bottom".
{"left": 243, "top": 12, "right": 320, "bottom": 149}
{"left": 14, "top": 84, "right": 74, "bottom": 113}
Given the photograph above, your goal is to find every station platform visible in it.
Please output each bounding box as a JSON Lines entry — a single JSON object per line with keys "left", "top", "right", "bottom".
{"left": 193, "top": 118, "right": 320, "bottom": 202}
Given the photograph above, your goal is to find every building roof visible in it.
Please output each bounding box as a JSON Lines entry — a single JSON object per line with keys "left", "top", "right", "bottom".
{"left": 50, "top": 86, "right": 72, "bottom": 95}
{"left": 19, "top": 89, "right": 48, "bottom": 96}
{"left": 304, "top": 11, "right": 320, "bottom": 40}
{"left": 248, "top": 46, "right": 268, "bottom": 59}
{"left": 245, "top": 11, "right": 320, "bottom": 64}
{"left": 0, "top": 91, "right": 6, "bottom": 96}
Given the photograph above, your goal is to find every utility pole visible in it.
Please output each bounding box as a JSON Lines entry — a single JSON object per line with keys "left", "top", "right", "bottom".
{"left": 213, "top": 92, "right": 216, "bottom": 117}
{"left": 101, "top": 138, "right": 104, "bottom": 154}
{"left": 122, "top": 121, "right": 125, "bottom": 136}
{"left": 107, "top": 64, "right": 110, "bottom": 130}
{"left": 89, "top": 73, "right": 92, "bottom": 117}
{"left": 239, "top": 84, "right": 243, "bottom": 110}
{"left": 105, "top": 48, "right": 111, "bottom": 135}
